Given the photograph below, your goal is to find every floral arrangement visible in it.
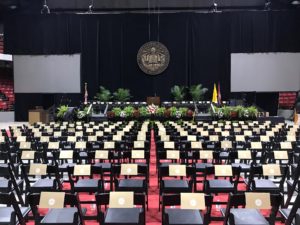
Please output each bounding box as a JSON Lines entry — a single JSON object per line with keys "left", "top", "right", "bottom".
{"left": 107, "top": 106, "right": 194, "bottom": 120}
{"left": 211, "top": 105, "right": 258, "bottom": 120}
{"left": 147, "top": 104, "right": 158, "bottom": 114}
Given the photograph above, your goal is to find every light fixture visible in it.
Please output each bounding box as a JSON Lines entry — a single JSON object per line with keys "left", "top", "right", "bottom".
{"left": 264, "top": 0, "right": 271, "bottom": 10}
{"left": 41, "top": 0, "right": 50, "bottom": 14}
{"left": 212, "top": 1, "right": 218, "bottom": 12}
{"left": 291, "top": 0, "right": 300, "bottom": 5}
{"left": 88, "top": 0, "right": 94, "bottom": 13}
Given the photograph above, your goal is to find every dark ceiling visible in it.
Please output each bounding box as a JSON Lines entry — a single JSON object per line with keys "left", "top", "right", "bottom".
{"left": 0, "top": 0, "right": 296, "bottom": 14}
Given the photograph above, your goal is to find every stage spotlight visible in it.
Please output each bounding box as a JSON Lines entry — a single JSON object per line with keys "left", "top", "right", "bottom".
{"left": 291, "top": 0, "right": 300, "bottom": 5}
{"left": 41, "top": 0, "right": 50, "bottom": 14}
{"left": 88, "top": 0, "right": 94, "bottom": 13}
{"left": 264, "top": 0, "right": 271, "bottom": 10}
{"left": 212, "top": 2, "right": 218, "bottom": 12}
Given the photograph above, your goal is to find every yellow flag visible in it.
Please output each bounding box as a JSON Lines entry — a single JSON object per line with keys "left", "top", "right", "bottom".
{"left": 212, "top": 83, "right": 218, "bottom": 103}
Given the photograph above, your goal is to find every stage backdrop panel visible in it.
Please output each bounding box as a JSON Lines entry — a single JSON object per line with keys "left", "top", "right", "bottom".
{"left": 13, "top": 54, "right": 81, "bottom": 93}
{"left": 231, "top": 53, "right": 300, "bottom": 92}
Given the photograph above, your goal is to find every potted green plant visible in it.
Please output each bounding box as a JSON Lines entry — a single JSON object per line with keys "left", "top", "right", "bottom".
{"left": 76, "top": 106, "right": 91, "bottom": 121}
{"left": 169, "top": 106, "right": 178, "bottom": 118}
{"left": 186, "top": 109, "right": 194, "bottom": 118}
{"left": 113, "top": 88, "right": 132, "bottom": 102}
{"left": 111, "top": 107, "right": 122, "bottom": 117}
{"left": 221, "top": 106, "right": 232, "bottom": 120}
{"left": 123, "top": 106, "right": 135, "bottom": 118}
{"left": 234, "top": 106, "right": 244, "bottom": 119}
{"left": 138, "top": 106, "right": 149, "bottom": 120}
{"left": 178, "top": 107, "right": 188, "bottom": 119}
{"left": 139, "top": 106, "right": 149, "bottom": 118}
{"left": 170, "top": 85, "right": 186, "bottom": 101}
{"left": 94, "top": 86, "right": 112, "bottom": 102}
{"left": 156, "top": 107, "right": 166, "bottom": 117}
{"left": 56, "top": 105, "right": 69, "bottom": 120}
{"left": 164, "top": 108, "right": 171, "bottom": 118}
{"left": 247, "top": 106, "right": 258, "bottom": 119}
{"left": 189, "top": 84, "right": 208, "bottom": 101}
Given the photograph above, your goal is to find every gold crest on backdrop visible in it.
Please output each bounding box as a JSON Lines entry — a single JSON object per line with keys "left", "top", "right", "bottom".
{"left": 137, "top": 41, "right": 170, "bottom": 75}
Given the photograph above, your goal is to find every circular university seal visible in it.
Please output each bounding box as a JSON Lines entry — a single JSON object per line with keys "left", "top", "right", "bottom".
{"left": 137, "top": 41, "right": 170, "bottom": 75}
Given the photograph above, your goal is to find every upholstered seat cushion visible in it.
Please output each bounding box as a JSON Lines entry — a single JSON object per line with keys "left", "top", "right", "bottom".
{"left": 74, "top": 179, "right": 100, "bottom": 192}
{"left": 206, "top": 144, "right": 215, "bottom": 149}
{"left": 0, "top": 206, "right": 30, "bottom": 224}
{"left": 165, "top": 208, "right": 203, "bottom": 225}
{"left": 163, "top": 180, "right": 189, "bottom": 190}
{"left": 253, "top": 179, "right": 279, "bottom": 191}
{"left": 219, "top": 152, "right": 229, "bottom": 158}
{"left": 59, "top": 163, "right": 75, "bottom": 170}
{"left": 94, "top": 162, "right": 111, "bottom": 170}
{"left": 31, "top": 179, "right": 55, "bottom": 192}
{"left": 232, "top": 163, "right": 251, "bottom": 171}
{"left": 208, "top": 180, "right": 234, "bottom": 190}
{"left": 196, "top": 163, "right": 213, "bottom": 171}
{"left": 46, "top": 152, "right": 54, "bottom": 158}
{"left": 118, "top": 179, "right": 144, "bottom": 188}
{"left": 41, "top": 208, "right": 82, "bottom": 224}
{"left": 79, "top": 152, "right": 88, "bottom": 158}
{"left": 160, "top": 163, "right": 173, "bottom": 168}
{"left": 0, "top": 179, "right": 10, "bottom": 192}
{"left": 105, "top": 208, "right": 142, "bottom": 224}
{"left": 230, "top": 208, "right": 269, "bottom": 225}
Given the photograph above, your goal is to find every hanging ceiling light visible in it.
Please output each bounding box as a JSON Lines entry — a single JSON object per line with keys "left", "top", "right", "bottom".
{"left": 213, "top": 2, "right": 218, "bottom": 12}
{"left": 264, "top": 0, "right": 271, "bottom": 10}
{"left": 41, "top": 0, "right": 50, "bottom": 14}
{"left": 88, "top": 0, "right": 94, "bottom": 13}
{"left": 291, "top": 0, "right": 300, "bottom": 5}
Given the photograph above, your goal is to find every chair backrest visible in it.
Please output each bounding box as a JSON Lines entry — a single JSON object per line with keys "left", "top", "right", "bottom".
{"left": 248, "top": 164, "right": 288, "bottom": 191}
{"left": 21, "top": 164, "right": 61, "bottom": 190}
{"left": 223, "top": 193, "right": 282, "bottom": 225}
{"left": 159, "top": 164, "right": 195, "bottom": 178}
{"left": 95, "top": 192, "right": 145, "bottom": 224}
{"left": 28, "top": 192, "right": 85, "bottom": 225}
{"left": 67, "top": 164, "right": 104, "bottom": 193}
{"left": 162, "top": 193, "right": 213, "bottom": 225}
{"left": 113, "top": 164, "right": 148, "bottom": 183}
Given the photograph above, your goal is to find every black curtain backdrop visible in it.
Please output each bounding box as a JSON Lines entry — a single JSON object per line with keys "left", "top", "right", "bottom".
{"left": 4, "top": 10, "right": 300, "bottom": 121}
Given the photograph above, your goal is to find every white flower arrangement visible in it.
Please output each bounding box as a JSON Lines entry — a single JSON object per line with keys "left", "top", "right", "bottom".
{"left": 120, "top": 111, "right": 126, "bottom": 118}
{"left": 147, "top": 104, "right": 158, "bottom": 114}
{"left": 175, "top": 110, "right": 182, "bottom": 118}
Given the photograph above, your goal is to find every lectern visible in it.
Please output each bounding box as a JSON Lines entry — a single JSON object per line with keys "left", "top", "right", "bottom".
{"left": 28, "top": 107, "right": 49, "bottom": 124}
{"left": 147, "top": 97, "right": 160, "bottom": 105}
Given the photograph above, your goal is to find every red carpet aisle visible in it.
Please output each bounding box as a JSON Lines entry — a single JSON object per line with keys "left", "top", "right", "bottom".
{"left": 146, "top": 130, "right": 161, "bottom": 225}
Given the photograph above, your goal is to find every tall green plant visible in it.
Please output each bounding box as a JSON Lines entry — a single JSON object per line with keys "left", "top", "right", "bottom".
{"left": 247, "top": 106, "right": 258, "bottom": 118}
{"left": 189, "top": 84, "right": 208, "bottom": 101}
{"left": 170, "top": 85, "right": 186, "bottom": 101}
{"left": 113, "top": 88, "right": 132, "bottom": 102}
{"left": 94, "top": 86, "right": 112, "bottom": 102}
{"left": 139, "top": 107, "right": 149, "bottom": 117}
{"left": 156, "top": 107, "right": 166, "bottom": 117}
{"left": 111, "top": 107, "right": 122, "bottom": 117}
{"left": 123, "top": 106, "right": 135, "bottom": 117}
{"left": 77, "top": 106, "right": 90, "bottom": 119}
{"left": 56, "top": 105, "right": 69, "bottom": 119}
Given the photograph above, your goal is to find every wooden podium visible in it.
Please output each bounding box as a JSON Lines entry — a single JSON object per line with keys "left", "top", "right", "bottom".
{"left": 28, "top": 107, "right": 49, "bottom": 124}
{"left": 295, "top": 113, "right": 300, "bottom": 125}
{"left": 147, "top": 97, "right": 160, "bottom": 105}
